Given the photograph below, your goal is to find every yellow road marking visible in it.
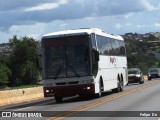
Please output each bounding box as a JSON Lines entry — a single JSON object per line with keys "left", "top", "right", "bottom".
{"left": 47, "top": 80, "right": 160, "bottom": 120}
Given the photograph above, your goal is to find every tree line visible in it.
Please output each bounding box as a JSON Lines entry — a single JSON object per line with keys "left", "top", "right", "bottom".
{"left": 0, "top": 36, "right": 40, "bottom": 88}
{"left": 124, "top": 35, "right": 160, "bottom": 74}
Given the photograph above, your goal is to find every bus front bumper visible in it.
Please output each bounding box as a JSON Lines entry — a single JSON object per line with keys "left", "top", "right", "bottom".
{"left": 43, "top": 83, "right": 95, "bottom": 97}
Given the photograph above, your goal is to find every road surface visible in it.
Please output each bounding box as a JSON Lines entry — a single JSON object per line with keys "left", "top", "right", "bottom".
{"left": 0, "top": 79, "right": 160, "bottom": 120}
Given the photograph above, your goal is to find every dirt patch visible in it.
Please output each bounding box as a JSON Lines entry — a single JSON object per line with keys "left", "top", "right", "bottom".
{"left": 0, "top": 86, "right": 44, "bottom": 107}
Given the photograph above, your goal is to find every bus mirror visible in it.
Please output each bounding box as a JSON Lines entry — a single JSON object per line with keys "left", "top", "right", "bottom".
{"left": 95, "top": 50, "right": 99, "bottom": 62}
{"left": 92, "top": 49, "right": 99, "bottom": 62}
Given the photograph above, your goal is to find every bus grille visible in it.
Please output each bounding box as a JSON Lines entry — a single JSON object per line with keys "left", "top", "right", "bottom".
{"left": 55, "top": 81, "right": 79, "bottom": 85}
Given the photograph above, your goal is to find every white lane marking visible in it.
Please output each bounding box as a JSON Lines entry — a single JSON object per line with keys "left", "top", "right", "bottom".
{"left": 158, "top": 118, "right": 160, "bottom": 120}
{"left": 13, "top": 106, "right": 31, "bottom": 111}
{"left": 13, "top": 100, "right": 54, "bottom": 111}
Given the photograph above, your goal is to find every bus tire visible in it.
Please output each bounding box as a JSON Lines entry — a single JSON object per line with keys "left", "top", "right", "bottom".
{"left": 112, "top": 76, "right": 123, "bottom": 93}
{"left": 55, "top": 96, "right": 63, "bottom": 103}
{"left": 119, "top": 78, "right": 123, "bottom": 92}
{"left": 96, "top": 81, "right": 102, "bottom": 98}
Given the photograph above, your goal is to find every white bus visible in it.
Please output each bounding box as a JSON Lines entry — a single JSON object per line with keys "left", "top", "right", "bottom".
{"left": 41, "top": 28, "right": 128, "bottom": 103}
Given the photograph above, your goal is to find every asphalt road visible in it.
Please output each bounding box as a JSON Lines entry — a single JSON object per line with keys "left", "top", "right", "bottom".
{"left": 1, "top": 79, "right": 160, "bottom": 120}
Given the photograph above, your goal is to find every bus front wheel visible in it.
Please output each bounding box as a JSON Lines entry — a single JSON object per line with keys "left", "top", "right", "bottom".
{"left": 55, "top": 96, "right": 63, "bottom": 103}
{"left": 96, "top": 82, "right": 102, "bottom": 98}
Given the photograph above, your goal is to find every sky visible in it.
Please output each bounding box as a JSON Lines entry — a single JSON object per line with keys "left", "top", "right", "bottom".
{"left": 0, "top": 0, "right": 160, "bottom": 43}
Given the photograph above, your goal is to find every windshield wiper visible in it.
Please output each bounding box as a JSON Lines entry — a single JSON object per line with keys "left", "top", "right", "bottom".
{"left": 68, "top": 64, "right": 80, "bottom": 77}
{"left": 54, "top": 66, "right": 62, "bottom": 79}
{"left": 53, "top": 57, "right": 65, "bottom": 79}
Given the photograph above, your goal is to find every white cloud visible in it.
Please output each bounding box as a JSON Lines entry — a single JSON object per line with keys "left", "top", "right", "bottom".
{"left": 115, "top": 23, "right": 131, "bottom": 29}
{"left": 141, "top": 0, "right": 155, "bottom": 11}
{"left": 126, "top": 23, "right": 132, "bottom": 26}
{"left": 74, "top": 0, "right": 86, "bottom": 6}
{"left": 8, "top": 23, "right": 47, "bottom": 40}
{"left": 136, "top": 24, "right": 147, "bottom": 29}
{"left": 115, "top": 23, "right": 122, "bottom": 29}
{"left": 124, "top": 13, "right": 134, "bottom": 19}
{"left": 154, "top": 23, "right": 160, "bottom": 28}
{"left": 25, "top": 0, "right": 68, "bottom": 11}
{"left": 25, "top": 3, "right": 59, "bottom": 11}
{"left": 59, "top": 23, "right": 68, "bottom": 30}
{"left": 0, "top": 30, "right": 11, "bottom": 43}
{"left": 84, "top": 17, "right": 95, "bottom": 20}
{"left": 59, "top": 23, "right": 68, "bottom": 27}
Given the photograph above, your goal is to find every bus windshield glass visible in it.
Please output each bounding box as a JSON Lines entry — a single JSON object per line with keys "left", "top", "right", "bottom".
{"left": 42, "top": 35, "right": 91, "bottom": 79}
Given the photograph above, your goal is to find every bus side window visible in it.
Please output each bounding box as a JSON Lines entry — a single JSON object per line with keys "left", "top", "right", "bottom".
{"left": 96, "top": 35, "right": 103, "bottom": 55}
{"left": 103, "top": 37, "right": 112, "bottom": 55}
{"left": 119, "top": 41, "right": 126, "bottom": 56}
{"left": 111, "top": 39, "right": 120, "bottom": 55}
{"left": 96, "top": 35, "right": 112, "bottom": 55}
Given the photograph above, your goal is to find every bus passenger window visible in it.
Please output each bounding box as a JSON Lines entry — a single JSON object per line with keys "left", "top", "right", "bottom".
{"left": 96, "top": 35, "right": 112, "bottom": 55}
{"left": 111, "top": 39, "right": 120, "bottom": 55}
{"left": 119, "top": 41, "right": 126, "bottom": 55}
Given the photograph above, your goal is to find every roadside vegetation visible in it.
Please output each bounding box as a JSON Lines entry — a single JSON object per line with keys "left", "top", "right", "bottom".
{"left": 124, "top": 33, "right": 160, "bottom": 74}
{"left": 0, "top": 35, "right": 41, "bottom": 89}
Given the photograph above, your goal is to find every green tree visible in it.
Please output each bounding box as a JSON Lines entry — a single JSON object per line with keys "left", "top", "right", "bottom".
{"left": 0, "top": 63, "right": 11, "bottom": 87}
{"left": 124, "top": 35, "right": 159, "bottom": 74}
{"left": 156, "top": 47, "right": 160, "bottom": 53}
{"left": 9, "top": 35, "right": 39, "bottom": 86}
{"left": 0, "top": 53, "right": 11, "bottom": 87}
{"left": 148, "top": 34, "right": 156, "bottom": 41}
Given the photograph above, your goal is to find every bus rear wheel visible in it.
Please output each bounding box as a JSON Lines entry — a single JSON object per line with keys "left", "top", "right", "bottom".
{"left": 112, "top": 77, "right": 123, "bottom": 93}
{"left": 119, "top": 79, "right": 123, "bottom": 92}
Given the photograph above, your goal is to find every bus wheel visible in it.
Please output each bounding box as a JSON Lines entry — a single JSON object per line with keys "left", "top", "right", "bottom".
{"left": 119, "top": 79, "right": 123, "bottom": 92}
{"left": 96, "top": 82, "right": 102, "bottom": 98}
{"left": 112, "top": 77, "right": 123, "bottom": 93}
{"left": 55, "top": 96, "right": 62, "bottom": 103}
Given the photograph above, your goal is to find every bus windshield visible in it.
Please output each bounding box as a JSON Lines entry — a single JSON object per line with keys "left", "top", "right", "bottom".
{"left": 42, "top": 35, "right": 91, "bottom": 79}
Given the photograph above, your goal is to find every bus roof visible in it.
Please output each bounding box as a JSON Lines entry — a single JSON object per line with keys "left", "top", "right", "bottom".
{"left": 42, "top": 28, "right": 124, "bottom": 41}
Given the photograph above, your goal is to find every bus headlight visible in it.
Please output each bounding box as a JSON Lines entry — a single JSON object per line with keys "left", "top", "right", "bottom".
{"left": 87, "top": 87, "right": 91, "bottom": 90}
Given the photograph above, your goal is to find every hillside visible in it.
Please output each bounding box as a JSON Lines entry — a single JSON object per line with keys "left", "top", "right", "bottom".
{"left": 123, "top": 32, "right": 160, "bottom": 74}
